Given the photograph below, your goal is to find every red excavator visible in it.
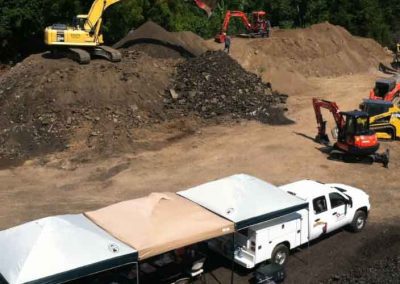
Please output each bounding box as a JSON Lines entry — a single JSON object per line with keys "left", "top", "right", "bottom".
{"left": 215, "top": 10, "right": 269, "bottom": 43}
{"left": 312, "top": 98, "right": 389, "bottom": 167}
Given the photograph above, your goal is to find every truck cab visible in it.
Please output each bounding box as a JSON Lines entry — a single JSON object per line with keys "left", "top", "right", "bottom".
{"left": 280, "top": 180, "right": 370, "bottom": 241}
{"left": 209, "top": 179, "right": 370, "bottom": 269}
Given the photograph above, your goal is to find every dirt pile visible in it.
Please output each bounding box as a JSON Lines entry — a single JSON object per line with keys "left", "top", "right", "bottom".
{"left": 114, "top": 21, "right": 208, "bottom": 58}
{"left": 224, "top": 22, "right": 392, "bottom": 94}
{"left": 326, "top": 224, "right": 400, "bottom": 284}
{"left": 165, "top": 51, "right": 292, "bottom": 125}
{"left": 0, "top": 49, "right": 177, "bottom": 165}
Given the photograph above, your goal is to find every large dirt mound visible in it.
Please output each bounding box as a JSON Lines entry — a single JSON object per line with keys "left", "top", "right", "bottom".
{"left": 0, "top": 50, "right": 177, "bottom": 165}
{"left": 223, "top": 22, "right": 392, "bottom": 94}
{"left": 114, "top": 21, "right": 208, "bottom": 57}
{"left": 165, "top": 51, "right": 291, "bottom": 125}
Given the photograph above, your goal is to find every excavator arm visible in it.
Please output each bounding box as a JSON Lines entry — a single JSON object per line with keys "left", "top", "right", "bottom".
{"left": 84, "top": 0, "right": 121, "bottom": 33}
{"left": 220, "top": 10, "right": 252, "bottom": 34}
{"left": 312, "top": 98, "right": 345, "bottom": 144}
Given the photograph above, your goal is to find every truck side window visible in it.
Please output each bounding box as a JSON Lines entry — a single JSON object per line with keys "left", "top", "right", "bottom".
{"left": 329, "top": 192, "right": 347, "bottom": 208}
{"left": 313, "top": 196, "right": 327, "bottom": 214}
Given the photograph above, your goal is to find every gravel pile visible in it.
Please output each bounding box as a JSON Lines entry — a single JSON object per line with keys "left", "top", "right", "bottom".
{"left": 165, "top": 51, "right": 292, "bottom": 125}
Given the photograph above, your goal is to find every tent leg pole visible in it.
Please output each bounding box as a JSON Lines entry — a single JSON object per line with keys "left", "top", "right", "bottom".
{"left": 137, "top": 262, "right": 140, "bottom": 284}
{"left": 231, "top": 233, "right": 235, "bottom": 284}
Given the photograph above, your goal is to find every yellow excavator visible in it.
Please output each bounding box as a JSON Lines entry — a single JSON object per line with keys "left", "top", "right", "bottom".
{"left": 362, "top": 99, "right": 400, "bottom": 140}
{"left": 44, "top": 0, "right": 122, "bottom": 64}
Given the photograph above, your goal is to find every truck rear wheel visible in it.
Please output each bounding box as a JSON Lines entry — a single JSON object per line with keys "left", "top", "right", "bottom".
{"left": 349, "top": 210, "right": 367, "bottom": 232}
{"left": 271, "top": 244, "right": 289, "bottom": 266}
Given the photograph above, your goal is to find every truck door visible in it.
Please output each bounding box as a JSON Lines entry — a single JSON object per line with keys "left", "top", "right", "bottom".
{"left": 327, "top": 192, "right": 349, "bottom": 232}
{"left": 309, "top": 195, "right": 330, "bottom": 241}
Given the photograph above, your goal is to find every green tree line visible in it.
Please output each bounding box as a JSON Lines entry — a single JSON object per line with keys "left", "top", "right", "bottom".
{"left": 1, "top": 0, "right": 400, "bottom": 63}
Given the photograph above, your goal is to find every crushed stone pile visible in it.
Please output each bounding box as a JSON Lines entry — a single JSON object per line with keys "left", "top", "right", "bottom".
{"left": 165, "top": 51, "right": 292, "bottom": 125}
{"left": 114, "top": 21, "right": 208, "bottom": 58}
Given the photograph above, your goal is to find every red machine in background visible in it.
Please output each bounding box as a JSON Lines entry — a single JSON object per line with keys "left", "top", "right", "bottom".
{"left": 368, "top": 75, "right": 400, "bottom": 104}
{"left": 312, "top": 98, "right": 389, "bottom": 167}
{"left": 194, "top": 0, "right": 216, "bottom": 16}
{"left": 215, "top": 10, "right": 269, "bottom": 43}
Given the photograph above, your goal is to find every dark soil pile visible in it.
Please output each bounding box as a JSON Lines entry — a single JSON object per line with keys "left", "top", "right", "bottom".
{"left": 165, "top": 51, "right": 292, "bottom": 125}
{"left": 0, "top": 49, "right": 177, "bottom": 165}
{"left": 327, "top": 256, "right": 400, "bottom": 283}
{"left": 325, "top": 224, "right": 400, "bottom": 284}
{"left": 114, "top": 21, "right": 208, "bottom": 57}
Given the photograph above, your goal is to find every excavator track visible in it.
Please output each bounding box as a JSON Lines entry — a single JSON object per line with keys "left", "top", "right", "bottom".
{"left": 68, "top": 48, "right": 91, "bottom": 64}
{"left": 93, "top": 46, "right": 122, "bottom": 62}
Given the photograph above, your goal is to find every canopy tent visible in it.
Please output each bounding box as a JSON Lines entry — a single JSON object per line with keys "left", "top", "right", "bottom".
{"left": 0, "top": 214, "right": 138, "bottom": 284}
{"left": 178, "top": 174, "right": 308, "bottom": 229}
{"left": 86, "top": 192, "right": 235, "bottom": 260}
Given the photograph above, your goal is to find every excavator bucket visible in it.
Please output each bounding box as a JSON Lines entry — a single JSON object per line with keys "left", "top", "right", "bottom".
{"left": 194, "top": 0, "right": 217, "bottom": 16}
{"left": 378, "top": 63, "right": 400, "bottom": 75}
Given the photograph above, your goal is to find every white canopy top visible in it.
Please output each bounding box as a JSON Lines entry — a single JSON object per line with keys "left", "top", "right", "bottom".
{"left": 178, "top": 174, "right": 308, "bottom": 229}
{"left": 0, "top": 214, "right": 137, "bottom": 284}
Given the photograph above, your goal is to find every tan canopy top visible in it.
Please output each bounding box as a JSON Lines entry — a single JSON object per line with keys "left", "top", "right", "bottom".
{"left": 85, "top": 192, "right": 234, "bottom": 260}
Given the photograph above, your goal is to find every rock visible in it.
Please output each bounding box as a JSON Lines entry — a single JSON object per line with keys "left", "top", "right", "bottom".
{"left": 130, "top": 104, "right": 139, "bottom": 112}
{"left": 169, "top": 89, "right": 179, "bottom": 100}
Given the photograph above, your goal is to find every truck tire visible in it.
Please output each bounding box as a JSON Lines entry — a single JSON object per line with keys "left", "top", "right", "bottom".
{"left": 349, "top": 210, "right": 367, "bottom": 232}
{"left": 271, "top": 244, "right": 289, "bottom": 266}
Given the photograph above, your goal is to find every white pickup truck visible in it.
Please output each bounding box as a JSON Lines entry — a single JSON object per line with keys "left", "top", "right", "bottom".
{"left": 208, "top": 179, "right": 370, "bottom": 268}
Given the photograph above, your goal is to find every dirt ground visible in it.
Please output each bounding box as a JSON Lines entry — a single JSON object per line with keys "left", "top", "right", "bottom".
{"left": 1, "top": 71, "right": 399, "bottom": 282}
{"left": 0, "top": 24, "right": 399, "bottom": 283}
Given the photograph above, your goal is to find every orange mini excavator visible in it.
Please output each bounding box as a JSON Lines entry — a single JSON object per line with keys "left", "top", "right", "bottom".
{"left": 312, "top": 98, "right": 389, "bottom": 167}
{"left": 215, "top": 10, "right": 269, "bottom": 43}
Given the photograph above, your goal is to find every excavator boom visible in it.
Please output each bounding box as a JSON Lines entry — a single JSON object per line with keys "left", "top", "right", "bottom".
{"left": 312, "top": 98, "right": 345, "bottom": 143}
{"left": 84, "top": 0, "right": 120, "bottom": 33}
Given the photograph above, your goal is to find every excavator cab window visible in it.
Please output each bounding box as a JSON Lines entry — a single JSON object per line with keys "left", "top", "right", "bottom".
{"left": 72, "top": 17, "right": 86, "bottom": 30}
{"left": 363, "top": 101, "right": 392, "bottom": 116}
{"left": 374, "top": 79, "right": 396, "bottom": 98}
{"left": 344, "top": 114, "right": 370, "bottom": 136}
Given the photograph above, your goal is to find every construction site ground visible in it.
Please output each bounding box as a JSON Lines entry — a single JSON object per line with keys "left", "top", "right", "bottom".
{"left": 0, "top": 23, "right": 399, "bottom": 283}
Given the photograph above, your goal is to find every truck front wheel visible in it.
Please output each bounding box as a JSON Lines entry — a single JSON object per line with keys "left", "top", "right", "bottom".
{"left": 349, "top": 210, "right": 367, "bottom": 232}
{"left": 271, "top": 244, "right": 289, "bottom": 266}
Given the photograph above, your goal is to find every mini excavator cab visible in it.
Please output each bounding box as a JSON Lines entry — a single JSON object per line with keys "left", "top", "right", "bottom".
{"left": 337, "top": 111, "right": 379, "bottom": 155}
